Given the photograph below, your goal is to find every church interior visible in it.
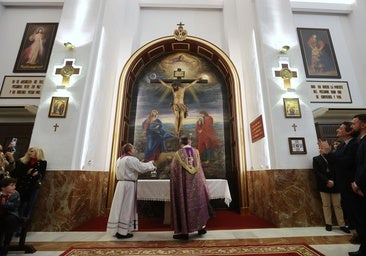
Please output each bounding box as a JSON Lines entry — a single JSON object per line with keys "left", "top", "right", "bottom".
{"left": 0, "top": 0, "right": 365, "bottom": 255}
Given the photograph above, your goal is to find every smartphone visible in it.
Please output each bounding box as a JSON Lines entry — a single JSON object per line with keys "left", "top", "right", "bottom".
{"left": 7, "top": 138, "right": 17, "bottom": 152}
{"left": 11, "top": 138, "right": 17, "bottom": 147}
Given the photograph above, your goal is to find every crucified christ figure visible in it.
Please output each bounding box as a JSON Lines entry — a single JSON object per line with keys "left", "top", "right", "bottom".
{"left": 151, "top": 68, "right": 207, "bottom": 136}
{"left": 158, "top": 77, "right": 200, "bottom": 136}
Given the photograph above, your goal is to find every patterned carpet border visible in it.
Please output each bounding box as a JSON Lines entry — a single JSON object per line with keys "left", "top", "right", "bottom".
{"left": 60, "top": 244, "right": 324, "bottom": 256}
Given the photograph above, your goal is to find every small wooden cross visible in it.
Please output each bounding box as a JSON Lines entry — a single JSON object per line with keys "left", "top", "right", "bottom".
{"left": 292, "top": 123, "right": 298, "bottom": 132}
{"left": 55, "top": 60, "right": 81, "bottom": 86}
{"left": 274, "top": 63, "right": 297, "bottom": 89}
{"left": 53, "top": 123, "right": 59, "bottom": 132}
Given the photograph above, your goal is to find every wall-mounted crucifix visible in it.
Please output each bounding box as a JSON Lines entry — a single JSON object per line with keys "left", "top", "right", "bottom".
{"left": 150, "top": 68, "right": 208, "bottom": 136}
{"left": 292, "top": 123, "right": 298, "bottom": 132}
{"left": 53, "top": 123, "right": 59, "bottom": 132}
{"left": 274, "top": 63, "right": 297, "bottom": 89}
{"left": 55, "top": 59, "right": 81, "bottom": 86}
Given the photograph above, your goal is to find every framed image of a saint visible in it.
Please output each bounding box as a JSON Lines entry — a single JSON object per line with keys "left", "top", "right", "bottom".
{"left": 283, "top": 98, "right": 301, "bottom": 118}
{"left": 13, "top": 23, "right": 58, "bottom": 73}
{"left": 297, "top": 28, "right": 341, "bottom": 79}
{"left": 48, "top": 97, "right": 69, "bottom": 118}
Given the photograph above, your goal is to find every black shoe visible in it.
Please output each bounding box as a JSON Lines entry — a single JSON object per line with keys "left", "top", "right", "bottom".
{"left": 325, "top": 224, "right": 332, "bottom": 231}
{"left": 340, "top": 226, "right": 351, "bottom": 234}
{"left": 173, "top": 234, "right": 188, "bottom": 240}
{"left": 350, "top": 234, "right": 361, "bottom": 244}
{"left": 115, "top": 233, "right": 133, "bottom": 239}
{"left": 348, "top": 251, "right": 361, "bottom": 256}
{"left": 198, "top": 228, "right": 207, "bottom": 235}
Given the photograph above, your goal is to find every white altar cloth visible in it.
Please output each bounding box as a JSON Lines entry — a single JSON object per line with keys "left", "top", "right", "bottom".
{"left": 137, "top": 179, "right": 232, "bottom": 206}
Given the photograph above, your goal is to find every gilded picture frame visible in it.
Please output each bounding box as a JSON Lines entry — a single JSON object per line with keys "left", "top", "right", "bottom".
{"left": 297, "top": 27, "right": 341, "bottom": 79}
{"left": 283, "top": 98, "right": 301, "bottom": 118}
{"left": 13, "top": 22, "right": 58, "bottom": 73}
{"left": 48, "top": 97, "right": 69, "bottom": 118}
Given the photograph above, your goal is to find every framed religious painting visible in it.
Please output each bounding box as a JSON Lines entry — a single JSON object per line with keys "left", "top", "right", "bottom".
{"left": 288, "top": 137, "right": 307, "bottom": 155}
{"left": 283, "top": 98, "right": 301, "bottom": 118}
{"left": 13, "top": 23, "right": 58, "bottom": 73}
{"left": 48, "top": 97, "right": 69, "bottom": 118}
{"left": 297, "top": 28, "right": 341, "bottom": 79}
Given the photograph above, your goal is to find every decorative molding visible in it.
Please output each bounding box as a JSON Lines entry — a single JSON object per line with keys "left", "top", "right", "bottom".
{"left": 290, "top": 1, "right": 353, "bottom": 14}
{"left": 0, "top": 0, "right": 63, "bottom": 7}
{"left": 139, "top": 0, "right": 223, "bottom": 9}
{"left": 1, "top": 0, "right": 353, "bottom": 14}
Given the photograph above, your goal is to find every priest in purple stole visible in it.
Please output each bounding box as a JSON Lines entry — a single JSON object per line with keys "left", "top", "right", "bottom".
{"left": 170, "top": 136, "right": 210, "bottom": 240}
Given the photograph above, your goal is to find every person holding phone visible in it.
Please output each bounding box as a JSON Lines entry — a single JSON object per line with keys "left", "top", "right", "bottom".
{"left": 10, "top": 147, "right": 47, "bottom": 219}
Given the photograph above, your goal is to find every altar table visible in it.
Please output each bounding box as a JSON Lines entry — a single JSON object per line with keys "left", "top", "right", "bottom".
{"left": 137, "top": 179, "right": 232, "bottom": 224}
{"left": 137, "top": 179, "right": 232, "bottom": 206}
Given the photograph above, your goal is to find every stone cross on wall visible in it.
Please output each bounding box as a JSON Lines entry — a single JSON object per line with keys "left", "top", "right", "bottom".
{"left": 55, "top": 60, "right": 81, "bottom": 86}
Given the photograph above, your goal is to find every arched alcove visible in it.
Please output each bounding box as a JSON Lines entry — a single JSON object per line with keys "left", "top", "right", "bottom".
{"left": 108, "top": 36, "right": 249, "bottom": 213}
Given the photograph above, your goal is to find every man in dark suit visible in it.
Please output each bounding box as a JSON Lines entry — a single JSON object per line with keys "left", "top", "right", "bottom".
{"left": 348, "top": 114, "right": 366, "bottom": 256}
{"left": 319, "top": 122, "right": 358, "bottom": 238}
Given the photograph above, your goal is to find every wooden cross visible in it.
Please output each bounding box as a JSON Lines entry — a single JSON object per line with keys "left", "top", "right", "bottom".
{"left": 292, "top": 123, "right": 298, "bottom": 132}
{"left": 53, "top": 123, "right": 59, "bottom": 132}
{"left": 274, "top": 63, "right": 297, "bottom": 89}
{"left": 55, "top": 60, "right": 81, "bottom": 86}
{"left": 150, "top": 68, "right": 208, "bottom": 85}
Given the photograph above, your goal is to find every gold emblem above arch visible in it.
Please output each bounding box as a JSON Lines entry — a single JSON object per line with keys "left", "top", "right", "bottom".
{"left": 107, "top": 36, "right": 249, "bottom": 214}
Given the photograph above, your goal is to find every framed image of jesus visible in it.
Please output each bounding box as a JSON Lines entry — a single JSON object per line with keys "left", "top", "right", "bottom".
{"left": 13, "top": 22, "right": 58, "bottom": 73}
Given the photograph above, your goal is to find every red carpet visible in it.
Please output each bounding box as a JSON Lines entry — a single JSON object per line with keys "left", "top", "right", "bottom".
{"left": 72, "top": 209, "right": 275, "bottom": 231}
{"left": 60, "top": 244, "right": 324, "bottom": 256}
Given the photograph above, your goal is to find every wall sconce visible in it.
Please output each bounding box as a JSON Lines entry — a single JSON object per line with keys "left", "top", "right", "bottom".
{"left": 56, "top": 85, "right": 66, "bottom": 90}
{"left": 279, "top": 45, "right": 290, "bottom": 54}
{"left": 64, "top": 42, "right": 75, "bottom": 50}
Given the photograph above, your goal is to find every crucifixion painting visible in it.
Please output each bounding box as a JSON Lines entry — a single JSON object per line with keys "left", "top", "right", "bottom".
{"left": 130, "top": 52, "right": 228, "bottom": 179}
{"left": 150, "top": 68, "right": 208, "bottom": 136}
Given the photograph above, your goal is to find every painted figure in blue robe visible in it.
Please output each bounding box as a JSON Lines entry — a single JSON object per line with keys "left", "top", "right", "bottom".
{"left": 142, "top": 109, "right": 174, "bottom": 161}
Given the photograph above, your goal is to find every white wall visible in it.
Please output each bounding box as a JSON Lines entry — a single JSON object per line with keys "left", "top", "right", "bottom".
{"left": 0, "top": 7, "right": 62, "bottom": 107}
{"left": 341, "top": 0, "right": 366, "bottom": 100}
{"left": 0, "top": 0, "right": 365, "bottom": 172}
{"left": 293, "top": 13, "right": 364, "bottom": 110}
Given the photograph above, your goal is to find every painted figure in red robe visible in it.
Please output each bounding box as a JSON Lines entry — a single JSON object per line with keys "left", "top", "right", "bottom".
{"left": 195, "top": 111, "right": 221, "bottom": 164}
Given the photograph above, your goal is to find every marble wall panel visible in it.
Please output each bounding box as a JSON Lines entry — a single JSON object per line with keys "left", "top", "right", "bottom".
{"left": 247, "top": 169, "right": 324, "bottom": 227}
{"left": 30, "top": 170, "right": 109, "bottom": 231}
{"left": 29, "top": 169, "right": 325, "bottom": 231}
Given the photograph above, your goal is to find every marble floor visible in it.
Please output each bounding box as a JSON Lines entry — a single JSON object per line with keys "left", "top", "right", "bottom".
{"left": 7, "top": 226, "right": 359, "bottom": 256}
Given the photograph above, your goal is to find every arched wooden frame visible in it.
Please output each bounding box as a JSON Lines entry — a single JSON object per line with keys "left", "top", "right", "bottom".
{"left": 107, "top": 36, "right": 249, "bottom": 214}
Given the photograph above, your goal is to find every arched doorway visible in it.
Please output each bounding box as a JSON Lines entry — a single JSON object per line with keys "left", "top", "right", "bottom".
{"left": 108, "top": 36, "right": 248, "bottom": 214}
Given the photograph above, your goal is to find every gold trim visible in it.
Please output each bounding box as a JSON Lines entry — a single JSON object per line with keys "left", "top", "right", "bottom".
{"left": 108, "top": 36, "right": 247, "bottom": 211}
{"left": 174, "top": 151, "right": 200, "bottom": 174}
